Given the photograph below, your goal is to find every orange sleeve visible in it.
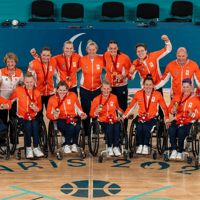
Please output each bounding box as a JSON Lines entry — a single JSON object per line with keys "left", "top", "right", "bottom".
{"left": 90, "top": 97, "right": 99, "bottom": 118}
{"left": 115, "top": 97, "right": 124, "bottom": 114}
{"left": 9, "top": 88, "right": 17, "bottom": 102}
{"left": 124, "top": 55, "right": 132, "bottom": 77}
{"left": 46, "top": 97, "right": 56, "bottom": 121}
{"left": 168, "top": 96, "right": 177, "bottom": 115}
{"left": 0, "top": 96, "right": 12, "bottom": 109}
{"left": 37, "top": 92, "right": 42, "bottom": 111}
{"left": 74, "top": 94, "right": 84, "bottom": 115}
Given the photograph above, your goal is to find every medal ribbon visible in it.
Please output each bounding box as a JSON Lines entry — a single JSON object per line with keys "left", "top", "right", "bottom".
{"left": 24, "top": 87, "right": 35, "bottom": 104}
{"left": 110, "top": 54, "right": 118, "bottom": 73}
{"left": 178, "top": 93, "right": 192, "bottom": 106}
{"left": 41, "top": 60, "right": 49, "bottom": 84}
{"left": 64, "top": 54, "right": 73, "bottom": 77}
{"left": 56, "top": 93, "right": 68, "bottom": 109}
{"left": 143, "top": 90, "right": 153, "bottom": 115}
{"left": 99, "top": 93, "right": 110, "bottom": 108}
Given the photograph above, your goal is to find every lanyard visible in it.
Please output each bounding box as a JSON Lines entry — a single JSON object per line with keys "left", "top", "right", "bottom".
{"left": 41, "top": 60, "right": 49, "bottom": 85}
{"left": 143, "top": 90, "right": 153, "bottom": 114}
{"left": 110, "top": 54, "right": 118, "bottom": 73}
{"left": 24, "top": 87, "right": 35, "bottom": 103}
{"left": 64, "top": 55, "right": 73, "bottom": 77}
{"left": 178, "top": 93, "right": 192, "bottom": 106}
{"left": 99, "top": 93, "right": 110, "bottom": 108}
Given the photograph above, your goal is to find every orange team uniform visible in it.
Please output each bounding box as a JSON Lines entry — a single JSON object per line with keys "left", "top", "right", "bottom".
{"left": 0, "top": 96, "right": 12, "bottom": 109}
{"left": 155, "top": 59, "right": 200, "bottom": 97}
{"left": 122, "top": 90, "right": 169, "bottom": 121}
{"left": 46, "top": 92, "right": 83, "bottom": 120}
{"left": 103, "top": 51, "right": 132, "bottom": 87}
{"left": 79, "top": 55, "right": 104, "bottom": 91}
{"left": 27, "top": 58, "right": 57, "bottom": 96}
{"left": 0, "top": 67, "right": 23, "bottom": 99}
{"left": 10, "top": 86, "right": 42, "bottom": 118}
{"left": 168, "top": 93, "right": 200, "bottom": 123}
{"left": 90, "top": 93, "right": 124, "bottom": 122}
{"left": 129, "top": 40, "right": 172, "bottom": 87}
{"left": 53, "top": 53, "right": 81, "bottom": 89}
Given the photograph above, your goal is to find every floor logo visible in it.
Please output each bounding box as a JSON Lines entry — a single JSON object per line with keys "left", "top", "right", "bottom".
{"left": 60, "top": 180, "right": 121, "bottom": 198}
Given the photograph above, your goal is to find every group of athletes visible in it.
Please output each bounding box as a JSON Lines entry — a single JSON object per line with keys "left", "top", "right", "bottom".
{"left": 0, "top": 34, "right": 200, "bottom": 160}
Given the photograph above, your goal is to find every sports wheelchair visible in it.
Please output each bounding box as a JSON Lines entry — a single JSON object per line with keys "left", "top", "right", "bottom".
{"left": 129, "top": 116, "right": 167, "bottom": 159}
{"left": 88, "top": 119, "right": 128, "bottom": 163}
{"left": 8, "top": 117, "right": 48, "bottom": 159}
{"left": 164, "top": 121, "right": 199, "bottom": 164}
{"left": 0, "top": 129, "right": 10, "bottom": 160}
{"left": 48, "top": 120, "right": 86, "bottom": 160}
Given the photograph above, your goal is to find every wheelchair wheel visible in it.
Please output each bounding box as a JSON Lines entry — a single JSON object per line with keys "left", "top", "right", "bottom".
{"left": 129, "top": 119, "right": 137, "bottom": 154}
{"left": 39, "top": 118, "right": 48, "bottom": 157}
{"left": 77, "top": 122, "right": 85, "bottom": 151}
{"left": 119, "top": 121, "right": 128, "bottom": 152}
{"left": 7, "top": 118, "right": 17, "bottom": 155}
{"left": 48, "top": 120, "right": 56, "bottom": 154}
{"left": 192, "top": 122, "right": 199, "bottom": 157}
{"left": 88, "top": 120, "right": 99, "bottom": 156}
{"left": 157, "top": 120, "right": 167, "bottom": 155}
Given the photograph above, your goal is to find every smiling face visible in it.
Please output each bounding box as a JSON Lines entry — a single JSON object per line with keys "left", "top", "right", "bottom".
{"left": 63, "top": 43, "right": 74, "bottom": 57}
{"left": 57, "top": 86, "right": 68, "bottom": 99}
{"left": 24, "top": 77, "right": 35, "bottom": 90}
{"left": 143, "top": 80, "right": 154, "bottom": 94}
{"left": 176, "top": 49, "right": 188, "bottom": 66}
{"left": 6, "top": 59, "right": 16, "bottom": 70}
{"left": 182, "top": 82, "right": 192, "bottom": 97}
{"left": 108, "top": 43, "right": 118, "bottom": 57}
{"left": 41, "top": 50, "right": 51, "bottom": 64}
{"left": 87, "top": 45, "right": 97, "bottom": 59}
{"left": 136, "top": 46, "right": 147, "bottom": 60}
{"left": 101, "top": 83, "right": 112, "bottom": 98}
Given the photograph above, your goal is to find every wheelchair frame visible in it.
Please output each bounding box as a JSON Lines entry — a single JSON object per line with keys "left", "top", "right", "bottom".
{"left": 48, "top": 120, "right": 86, "bottom": 160}
{"left": 0, "top": 129, "right": 10, "bottom": 160}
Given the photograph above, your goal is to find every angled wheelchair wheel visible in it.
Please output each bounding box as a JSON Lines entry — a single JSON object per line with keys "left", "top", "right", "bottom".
{"left": 157, "top": 119, "right": 167, "bottom": 155}
{"left": 129, "top": 119, "right": 137, "bottom": 154}
{"left": 0, "top": 129, "right": 10, "bottom": 157}
{"left": 39, "top": 118, "right": 48, "bottom": 157}
{"left": 7, "top": 118, "right": 17, "bottom": 155}
{"left": 88, "top": 120, "right": 99, "bottom": 156}
{"left": 77, "top": 121, "right": 85, "bottom": 151}
{"left": 48, "top": 120, "right": 56, "bottom": 154}
{"left": 192, "top": 122, "right": 199, "bottom": 157}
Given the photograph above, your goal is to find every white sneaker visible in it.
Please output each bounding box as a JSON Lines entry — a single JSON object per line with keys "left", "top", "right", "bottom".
{"left": 170, "top": 150, "right": 177, "bottom": 160}
{"left": 71, "top": 144, "right": 78, "bottom": 153}
{"left": 176, "top": 152, "right": 183, "bottom": 161}
{"left": 113, "top": 147, "right": 121, "bottom": 156}
{"left": 107, "top": 147, "right": 114, "bottom": 156}
{"left": 142, "top": 145, "right": 148, "bottom": 155}
{"left": 136, "top": 145, "right": 143, "bottom": 154}
{"left": 26, "top": 147, "right": 33, "bottom": 159}
{"left": 63, "top": 145, "right": 71, "bottom": 154}
{"left": 61, "top": 136, "right": 65, "bottom": 144}
{"left": 1, "top": 146, "right": 7, "bottom": 151}
{"left": 33, "top": 148, "right": 44, "bottom": 157}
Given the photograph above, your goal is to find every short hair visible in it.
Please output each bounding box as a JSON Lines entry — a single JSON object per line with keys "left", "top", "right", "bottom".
{"left": 102, "top": 78, "right": 111, "bottom": 87}
{"left": 56, "top": 80, "right": 69, "bottom": 90}
{"left": 4, "top": 53, "right": 18, "bottom": 64}
{"left": 182, "top": 78, "right": 192, "bottom": 85}
{"left": 143, "top": 74, "right": 154, "bottom": 84}
{"left": 135, "top": 43, "right": 147, "bottom": 51}
{"left": 86, "top": 40, "right": 98, "bottom": 51}
{"left": 24, "top": 73, "right": 35, "bottom": 80}
{"left": 40, "top": 46, "right": 52, "bottom": 55}
{"left": 63, "top": 40, "right": 74, "bottom": 48}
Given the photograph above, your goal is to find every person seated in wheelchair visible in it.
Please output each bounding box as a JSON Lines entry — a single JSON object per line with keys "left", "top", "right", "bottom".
{"left": 121, "top": 74, "right": 170, "bottom": 155}
{"left": 0, "top": 96, "right": 12, "bottom": 149}
{"left": 90, "top": 79, "right": 124, "bottom": 157}
{"left": 10, "top": 73, "right": 44, "bottom": 159}
{"left": 168, "top": 78, "right": 200, "bottom": 160}
{"left": 46, "top": 81, "right": 87, "bottom": 154}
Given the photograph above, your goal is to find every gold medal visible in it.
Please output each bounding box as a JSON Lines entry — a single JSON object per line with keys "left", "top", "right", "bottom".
{"left": 98, "top": 104, "right": 103, "bottom": 110}
{"left": 66, "top": 76, "right": 71, "bottom": 81}
{"left": 113, "top": 72, "right": 118, "bottom": 76}
{"left": 146, "top": 113, "right": 149, "bottom": 116}
{"left": 30, "top": 102, "right": 35, "bottom": 108}
{"left": 56, "top": 108, "right": 60, "bottom": 114}
{"left": 131, "top": 65, "right": 136, "bottom": 70}
{"left": 174, "top": 102, "right": 178, "bottom": 107}
{"left": 0, "top": 104, "right": 4, "bottom": 110}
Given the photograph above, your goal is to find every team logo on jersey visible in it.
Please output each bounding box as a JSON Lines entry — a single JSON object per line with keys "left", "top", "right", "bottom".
{"left": 152, "top": 97, "right": 155, "bottom": 102}
{"left": 62, "top": 64, "right": 65, "bottom": 67}
{"left": 186, "top": 70, "right": 189, "bottom": 75}
{"left": 142, "top": 68, "right": 144, "bottom": 70}
{"left": 149, "top": 62, "right": 154, "bottom": 68}
{"left": 117, "top": 63, "right": 119, "bottom": 68}
{"left": 107, "top": 60, "right": 109, "bottom": 63}
{"left": 142, "top": 98, "right": 144, "bottom": 100}
{"left": 85, "top": 66, "right": 88, "bottom": 69}
{"left": 67, "top": 99, "right": 71, "bottom": 104}
{"left": 175, "top": 71, "right": 178, "bottom": 74}
{"left": 96, "top": 64, "right": 100, "bottom": 70}
{"left": 5, "top": 78, "right": 8, "bottom": 81}
{"left": 73, "top": 62, "right": 76, "bottom": 67}
{"left": 49, "top": 66, "right": 52, "bottom": 71}
{"left": 110, "top": 101, "right": 113, "bottom": 106}
{"left": 41, "top": 69, "right": 43, "bottom": 72}
{"left": 22, "top": 94, "right": 25, "bottom": 97}
{"left": 189, "top": 102, "right": 193, "bottom": 108}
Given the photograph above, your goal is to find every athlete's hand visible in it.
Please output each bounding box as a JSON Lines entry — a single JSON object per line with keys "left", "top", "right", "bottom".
{"left": 54, "top": 113, "right": 59, "bottom": 120}
{"left": 3, "top": 104, "right": 9, "bottom": 109}
{"left": 31, "top": 105, "right": 39, "bottom": 113}
{"left": 188, "top": 110, "right": 193, "bottom": 117}
{"left": 80, "top": 113, "right": 87, "bottom": 120}
{"left": 161, "top": 35, "right": 169, "bottom": 41}
{"left": 30, "top": 48, "right": 37, "bottom": 56}
{"left": 94, "top": 107, "right": 100, "bottom": 116}
{"left": 166, "top": 121, "right": 171, "bottom": 129}
{"left": 171, "top": 106, "right": 176, "bottom": 114}
{"left": 117, "top": 117, "right": 124, "bottom": 122}
{"left": 116, "top": 74, "right": 124, "bottom": 81}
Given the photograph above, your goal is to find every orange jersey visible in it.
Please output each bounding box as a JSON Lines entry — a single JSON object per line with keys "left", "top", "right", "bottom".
{"left": 46, "top": 91, "right": 83, "bottom": 121}
{"left": 0, "top": 67, "right": 23, "bottom": 99}
{"left": 90, "top": 93, "right": 124, "bottom": 122}
{"left": 104, "top": 51, "right": 131, "bottom": 87}
{"left": 79, "top": 55, "right": 104, "bottom": 91}
{"left": 123, "top": 90, "right": 169, "bottom": 120}
{"left": 155, "top": 59, "right": 200, "bottom": 97}
{"left": 10, "top": 86, "right": 42, "bottom": 118}
{"left": 129, "top": 40, "right": 172, "bottom": 87}
{"left": 27, "top": 58, "right": 57, "bottom": 96}
{"left": 0, "top": 96, "right": 12, "bottom": 109}
{"left": 168, "top": 93, "right": 200, "bottom": 123}
{"left": 55, "top": 53, "right": 81, "bottom": 89}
